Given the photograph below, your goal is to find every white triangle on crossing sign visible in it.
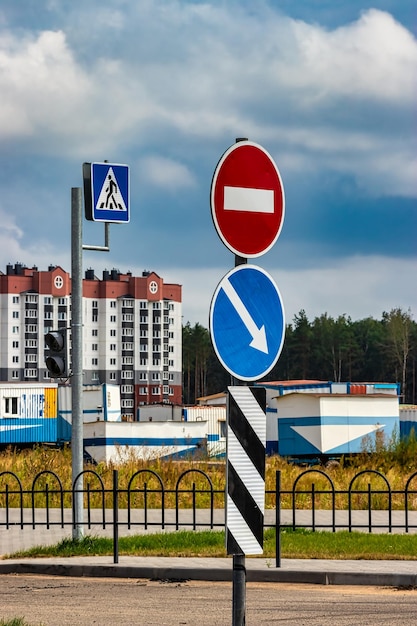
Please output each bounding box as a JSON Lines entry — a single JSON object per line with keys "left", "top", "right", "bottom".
{"left": 96, "top": 167, "right": 127, "bottom": 212}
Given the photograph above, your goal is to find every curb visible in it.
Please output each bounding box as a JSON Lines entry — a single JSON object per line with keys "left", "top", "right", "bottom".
{"left": 0, "top": 562, "right": 416, "bottom": 587}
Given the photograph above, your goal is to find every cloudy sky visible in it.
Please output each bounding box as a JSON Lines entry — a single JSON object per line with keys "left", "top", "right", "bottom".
{"left": 0, "top": 0, "right": 415, "bottom": 328}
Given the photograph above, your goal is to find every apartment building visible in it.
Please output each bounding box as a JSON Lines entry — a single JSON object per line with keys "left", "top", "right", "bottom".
{"left": 0, "top": 263, "right": 182, "bottom": 420}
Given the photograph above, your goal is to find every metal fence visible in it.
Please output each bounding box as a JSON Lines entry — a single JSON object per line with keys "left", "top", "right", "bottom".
{"left": 1, "top": 467, "right": 417, "bottom": 567}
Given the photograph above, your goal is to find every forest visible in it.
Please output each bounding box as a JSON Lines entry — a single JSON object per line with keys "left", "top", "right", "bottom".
{"left": 182, "top": 308, "right": 417, "bottom": 406}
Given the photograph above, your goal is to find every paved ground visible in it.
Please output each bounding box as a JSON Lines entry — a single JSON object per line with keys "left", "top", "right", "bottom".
{"left": 0, "top": 510, "right": 417, "bottom": 587}
{"left": 2, "top": 577, "right": 417, "bottom": 626}
{"left": 1, "top": 510, "right": 417, "bottom": 587}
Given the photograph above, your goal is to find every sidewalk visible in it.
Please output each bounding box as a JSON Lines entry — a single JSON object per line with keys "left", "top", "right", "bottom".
{"left": 1, "top": 514, "right": 416, "bottom": 588}
{"left": 0, "top": 554, "right": 416, "bottom": 587}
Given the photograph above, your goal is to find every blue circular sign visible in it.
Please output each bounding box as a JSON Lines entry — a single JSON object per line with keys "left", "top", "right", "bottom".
{"left": 209, "top": 265, "right": 285, "bottom": 381}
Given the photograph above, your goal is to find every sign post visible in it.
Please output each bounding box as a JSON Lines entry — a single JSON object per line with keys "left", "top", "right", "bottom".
{"left": 209, "top": 139, "right": 285, "bottom": 625}
{"left": 69, "top": 162, "right": 130, "bottom": 544}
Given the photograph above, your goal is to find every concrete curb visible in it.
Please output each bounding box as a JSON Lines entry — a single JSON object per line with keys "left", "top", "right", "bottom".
{"left": 1, "top": 561, "right": 416, "bottom": 587}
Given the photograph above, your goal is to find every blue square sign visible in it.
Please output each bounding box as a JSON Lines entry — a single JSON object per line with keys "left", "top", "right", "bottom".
{"left": 83, "top": 162, "right": 130, "bottom": 223}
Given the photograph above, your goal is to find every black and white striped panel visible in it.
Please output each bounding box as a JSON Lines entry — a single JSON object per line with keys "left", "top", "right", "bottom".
{"left": 226, "top": 385, "right": 266, "bottom": 555}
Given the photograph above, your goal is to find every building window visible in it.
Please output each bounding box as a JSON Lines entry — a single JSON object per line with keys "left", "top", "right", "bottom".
{"left": 139, "top": 387, "right": 147, "bottom": 395}
{"left": 11, "top": 371, "right": 19, "bottom": 380}
{"left": 163, "top": 385, "right": 169, "bottom": 395}
{"left": 12, "top": 296, "right": 19, "bottom": 304}
{"left": 123, "top": 299, "right": 134, "bottom": 307}
{"left": 92, "top": 358, "right": 98, "bottom": 366}
{"left": 4, "top": 397, "right": 18, "bottom": 415}
{"left": 140, "top": 330, "right": 148, "bottom": 338}
{"left": 109, "top": 372, "right": 116, "bottom": 381}
{"left": 12, "top": 356, "right": 19, "bottom": 363}
{"left": 169, "top": 373, "right": 174, "bottom": 381}
{"left": 140, "top": 315, "right": 148, "bottom": 323}
{"left": 110, "top": 315, "right": 116, "bottom": 323}
{"left": 110, "top": 358, "right": 116, "bottom": 365}
{"left": 139, "top": 301, "right": 147, "bottom": 309}
{"left": 92, "top": 372, "right": 99, "bottom": 381}
{"left": 169, "top": 360, "right": 174, "bottom": 367}
{"left": 25, "top": 325, "right": 37, "bottom": 333}
{"left": 151, "top": 387, "right": 160, "bottom": 395}
{"left": 152, "top": 302, "right": 161, "bottom": 310}
{"left": 92, "top": 313, "right": 98, "bottom": 322}
{"left": 44, "top": 311, "right": 53, "bottom": 320}
{"left": 44, "top": 296, "right": 52, "bottom": 305}
{"left": 58, "top": 312, "right": 66, "bottom": 320}
{"left": 121, "top": 399, "right": 134, "bottom": 409}
{"left": 92, "top": 329, "right": 98, "bottom": 336}
{"left": 121, "top": 370, "right": 133, "bottom": 379}
{"left": 139, "top": 372, "right": 147, "bottom": 381}
{"left": 140, "top": 344, "right": 148, "bottom": 352}
{"left": 153, "top": 358, "right": 161, "bottom": 366}
{"left": 121, "top": 384, "right": 134, "bottom": 393}
{"left": 12, "top": 341, "right": 19, "bottom": 348}
{"left": 153, "top": 344, "right": 160, "bottom": 353}
{"left": 122, "top": 314, "right": 133, "bottom": 322}
{"left": 110, "top": 344, "right": 116, "bottom": 351}
{"left": 123, "top": 342, "right": 133, "bottom": 350}
{"left": 12, "top": 311, "right": 19, "bottom": 319}
{"left": 25, "top": 295, "right": 38, "bottom": 303}
{"left": 12, "top": 326, "right": 19, "bottom": 334}
{"left": 92, "top": 300, "right": 98, "bottom": 308}
{"left": 152, "top": 373, "right": 160, "bottom": 381}
{"left": 58, "top": 298, "right": 66, "bottom": 305}
{"left": 92, "top": 344, "right": 98, "bottom": 351}
{"left": 122, "top": 356, "right": 133, "bottom": 365}
{"left": 110, "top": 300, "right": 116, "bottom": 308}
{"left": 25, "top": 339, "right": 37, "bottom": 348}
{"left": 110, "top": 329, "right": 116, "bottom": 337}
{"left": 24, "top": 369, "right": 37, "bottom": 378}
{"left": 26, "top": 354, "right": 37, "bottom": 363}
{"left": 139, "top": 357, "right": 148, "bottom": 366}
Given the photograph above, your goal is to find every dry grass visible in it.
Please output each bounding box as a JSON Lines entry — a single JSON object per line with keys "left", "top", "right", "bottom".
{"left": 1, "top": 442, "right": 417, "bottom": 510}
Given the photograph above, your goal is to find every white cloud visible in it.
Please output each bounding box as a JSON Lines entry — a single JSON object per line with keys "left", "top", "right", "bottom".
{"left": 0, "top": 6, "right": 415, "bottom": 196}
{"left": 289, "top": 10, "right": 416, "bottom": 104}
{"left": 139, "top": 156, "right": 196, "bottom": 190}
{"left": 0, "top": 209, "right": 70, "bottom": 271}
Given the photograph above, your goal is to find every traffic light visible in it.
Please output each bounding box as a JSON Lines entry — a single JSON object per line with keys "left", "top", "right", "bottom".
{"left": 45, "top": 329, "right": 69, "bottom": 377}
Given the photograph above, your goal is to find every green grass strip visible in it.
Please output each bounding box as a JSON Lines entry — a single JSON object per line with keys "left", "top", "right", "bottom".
{"left": 4, "top": 528, "right": 417, "bottom": 561}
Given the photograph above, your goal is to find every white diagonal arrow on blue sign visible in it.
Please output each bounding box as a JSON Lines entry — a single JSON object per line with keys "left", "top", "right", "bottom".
{"left": 209, "top": 265, "right": 285, "bottom": 381}
{"left": 222, "top": 276, "right": 268, "bottom": 354}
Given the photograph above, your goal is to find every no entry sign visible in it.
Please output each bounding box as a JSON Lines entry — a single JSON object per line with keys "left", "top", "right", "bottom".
{"left": 210, "top": 141, "right": 285, "bottom": 257}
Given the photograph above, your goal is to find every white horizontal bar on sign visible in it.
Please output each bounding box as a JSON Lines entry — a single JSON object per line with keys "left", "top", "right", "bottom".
{"left": 224, "top": 186, "right": 274, "bottom": 213}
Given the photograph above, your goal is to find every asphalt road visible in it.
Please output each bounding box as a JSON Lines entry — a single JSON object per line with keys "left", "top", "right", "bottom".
{"left": 0, "top": 575, "right": 416, "bottom": 626}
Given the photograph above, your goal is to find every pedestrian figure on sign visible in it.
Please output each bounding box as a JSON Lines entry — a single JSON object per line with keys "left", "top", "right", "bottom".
{"left": 104, "top": 174, "right": 121, "bottom": 210}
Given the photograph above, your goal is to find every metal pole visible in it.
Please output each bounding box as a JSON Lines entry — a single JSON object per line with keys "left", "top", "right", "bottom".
{"left": 232, "top": 250, "right": 248, "bottom": 626}
{"left": 230, "top": 138, "right": 250, "bottom": 625}
{"left": 71, "top": 187, "right": 84, "bottom": 541}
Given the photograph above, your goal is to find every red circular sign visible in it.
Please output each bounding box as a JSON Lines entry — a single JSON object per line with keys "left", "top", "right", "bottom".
{"left": 211, "top": 141, "right": 285, "bottom": 257}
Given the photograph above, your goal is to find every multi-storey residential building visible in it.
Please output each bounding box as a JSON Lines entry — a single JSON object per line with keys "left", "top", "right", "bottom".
{"left": 0, "top": 263, "right": 182, "bottom": 420}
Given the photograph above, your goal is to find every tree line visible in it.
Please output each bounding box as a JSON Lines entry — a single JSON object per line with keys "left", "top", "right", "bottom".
{"left": 182, "top": 308, "right": 417, "bottom": 405}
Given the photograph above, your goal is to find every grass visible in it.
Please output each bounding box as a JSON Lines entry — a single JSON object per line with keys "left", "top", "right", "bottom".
{"left": 0, "top": 620, "right": 43, "bottom": 626}
{"left": 5, "top": 528, "right": 417, "bottom": 561}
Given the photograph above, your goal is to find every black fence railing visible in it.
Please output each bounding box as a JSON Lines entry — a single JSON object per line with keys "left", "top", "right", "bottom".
{"left": 1, "top": 468, "right": 417, "bottom": 567}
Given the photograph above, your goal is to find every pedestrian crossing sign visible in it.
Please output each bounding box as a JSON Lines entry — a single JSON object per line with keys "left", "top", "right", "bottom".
{"left": 83, "top": 162, "right": 130, "bottom": 223}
